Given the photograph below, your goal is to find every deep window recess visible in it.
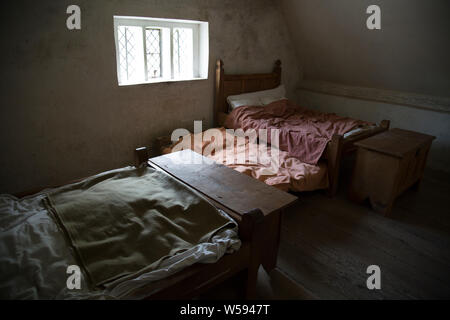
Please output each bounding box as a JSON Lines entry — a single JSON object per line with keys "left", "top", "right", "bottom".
{"left": 114, "top": 16, "right": 209, "bottom": 86}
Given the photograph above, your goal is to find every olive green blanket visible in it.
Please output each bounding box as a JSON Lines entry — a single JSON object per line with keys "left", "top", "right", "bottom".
{"left": 44, "top": 166, "right": 234, "bottom": 288}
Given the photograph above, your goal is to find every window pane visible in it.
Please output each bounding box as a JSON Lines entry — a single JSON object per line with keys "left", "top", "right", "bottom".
{"left": 173, "top": 28, "right": 193, "bottom": 79}
{"left": 145, "top": 28, "right": 162, "bottom": 79}
{"left": 114, "top": 16, "right": 208, "bottom": 85}
{"left": 117, "top": 26, "right": 144, "bottom": 84}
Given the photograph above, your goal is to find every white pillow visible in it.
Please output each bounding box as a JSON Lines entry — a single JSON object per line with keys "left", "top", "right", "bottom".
{"left": 260, "top": 95, "right": 286, "bottom": 105}
{"left": 228, "top": 98, "right": 261, "bottom": 109}
{"left": 227, "top": 85, "right": 286, "bottom": 109}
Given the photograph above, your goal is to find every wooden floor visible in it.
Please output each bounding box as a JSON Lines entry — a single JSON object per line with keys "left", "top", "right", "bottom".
{"left": 205, "top": 166, "right": 450, "bottom": 300}
{"left": 279, "top": 169, "right": 450, "bottom": 299}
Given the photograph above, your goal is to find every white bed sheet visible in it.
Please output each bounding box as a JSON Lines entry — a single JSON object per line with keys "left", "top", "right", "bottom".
{"left": 343, "top": 125, "right": 377, "bottom": 139}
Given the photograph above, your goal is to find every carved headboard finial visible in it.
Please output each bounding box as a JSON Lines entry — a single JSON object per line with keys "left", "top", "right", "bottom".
{"left": 216, "top": 59, "right": 224, "bottom": 70}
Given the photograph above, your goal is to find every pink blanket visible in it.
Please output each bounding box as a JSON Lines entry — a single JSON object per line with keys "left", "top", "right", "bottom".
{"left": 224, "top": 99, "right": 372, "bottom": 165}
{"left": 166, "top": 128, "right": 329, "bottom": 192}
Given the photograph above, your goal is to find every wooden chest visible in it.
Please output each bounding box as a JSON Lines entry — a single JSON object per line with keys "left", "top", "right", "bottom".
{"left": 349, "top": 128, "right": 435, "bottom": 215}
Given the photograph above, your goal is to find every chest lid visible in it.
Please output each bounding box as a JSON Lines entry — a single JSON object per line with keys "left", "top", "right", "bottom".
{"left": 355, "top": 128, "right": 435, "bottom": 158}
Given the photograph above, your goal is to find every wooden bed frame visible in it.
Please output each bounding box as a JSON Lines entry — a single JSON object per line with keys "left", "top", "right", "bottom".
{"left": 12, "top": 149, "right": 273, "bottom": 300}
{"left": 214, "top": 59, "right": 391, "bottom": 196}
{"left": 137, "top": 147, "right": 296, "bottom": 299}
{"left": 136, "top": 147, "right": 266, "bottom": 299}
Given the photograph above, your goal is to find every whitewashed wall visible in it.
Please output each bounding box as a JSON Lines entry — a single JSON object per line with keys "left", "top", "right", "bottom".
{"left": 298, "top": 90, "right": 450, "bottom": 173}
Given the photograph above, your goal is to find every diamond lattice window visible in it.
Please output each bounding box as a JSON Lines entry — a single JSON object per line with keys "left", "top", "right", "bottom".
{"left": 118, "top": 26, "right": 138, "bottom": 82}
{"left": 145, "top": 28, "right": 162, "bottom": 79}
{"left": 114, "top": 16, "right": 208, "bottom": 85}
{"left": 173, "top": 28, "right": 193, "bottom": 79}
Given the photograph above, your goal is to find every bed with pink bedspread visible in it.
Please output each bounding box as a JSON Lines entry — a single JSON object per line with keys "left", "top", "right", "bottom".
{"left": 224, "top": 99, "right": 373, "bottom": 165}
{"left": 165, "top": 128, "right": 329, "bottom": 192}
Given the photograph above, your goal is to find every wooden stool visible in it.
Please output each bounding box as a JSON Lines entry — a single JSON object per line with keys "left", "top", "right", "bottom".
{"left": 349, "top": 128, "right": 435, "bottom": 215}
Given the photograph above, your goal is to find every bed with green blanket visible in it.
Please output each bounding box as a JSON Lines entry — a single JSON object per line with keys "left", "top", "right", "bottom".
{"left": 0, "top": 166, "right": 241, "bottom": 299}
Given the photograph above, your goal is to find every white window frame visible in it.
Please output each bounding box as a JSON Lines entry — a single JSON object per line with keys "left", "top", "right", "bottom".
{"left": 113, "top": 16, "right": 209, "bottom": 86}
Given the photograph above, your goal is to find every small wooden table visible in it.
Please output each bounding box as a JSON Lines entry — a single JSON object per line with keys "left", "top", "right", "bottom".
{"left": 149, "top": 149, "right": 298, "bottom": 271}
{"left": 349, "top": 128, "right": 435, "bottom": 215}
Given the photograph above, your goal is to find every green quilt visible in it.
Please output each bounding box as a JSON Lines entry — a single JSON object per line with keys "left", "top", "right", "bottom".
{"left": 44, "top": 166, "right": 234, "bottom": 288}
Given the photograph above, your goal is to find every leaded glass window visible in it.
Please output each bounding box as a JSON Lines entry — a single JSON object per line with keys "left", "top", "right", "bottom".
{"left": 114, "top": 16, "right": 208, "bottom": 85}
{"left": 118, "top": 26, "right": 138, "bottom": 82}
{"left": 145, "top": 28, "right": 162, "bottom": 79}
{"left": 173, "top": 28, "right": 193, "bottom": 79}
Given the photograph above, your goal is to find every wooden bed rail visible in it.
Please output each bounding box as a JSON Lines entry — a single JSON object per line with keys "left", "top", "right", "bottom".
{"left": 326, "top": 119, "right": 391, "bottom": 197}
{"left": 326, "top": 134, "right": 344, "bottom": 197}
{"left": 239, "top": 208, "right": 265, "bottom": 242}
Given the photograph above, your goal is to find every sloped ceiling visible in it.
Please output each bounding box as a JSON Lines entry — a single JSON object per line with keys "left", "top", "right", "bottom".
{"left": 280, "top": 0, "right": 450, "bottom": 97}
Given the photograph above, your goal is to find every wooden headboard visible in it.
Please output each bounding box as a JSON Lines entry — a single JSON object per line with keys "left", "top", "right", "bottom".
{"left": 214, "top": 59, "right": 282, "bottom": 126}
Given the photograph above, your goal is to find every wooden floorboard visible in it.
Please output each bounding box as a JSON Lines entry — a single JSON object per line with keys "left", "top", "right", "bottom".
{"left": 205, "top": 168, "right": 450, "bottom": 300}
{"left": 278, "top": 172, "right": 450, "bottom": 299}
{"left": 281, "top": 214, "right": 418, "bottom": 299}
{"left": 281, "top": 236, "right": 392, "bottom": 299}
{"left": 293, "top": 195, "right": 450, "bottom": 285}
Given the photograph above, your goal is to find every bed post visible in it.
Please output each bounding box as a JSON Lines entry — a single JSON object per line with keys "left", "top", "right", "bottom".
{"left": 240, "top": 208, "right": 264, "bottom": 299}
{"left": 273, "top": 59, "right": 281, "bottom": 86}
{"left": 327, "top": 134, "right": 344, "bottom": 197}
{"left": 135, "top": 147, "right": 149, "bottom": 167}
{"left": 214, "top": 59, "right": 224, "bottom": 127}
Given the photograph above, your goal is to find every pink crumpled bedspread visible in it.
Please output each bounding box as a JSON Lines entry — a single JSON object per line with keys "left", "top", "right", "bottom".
{"left": 166, "top": 128, "right": 329, "bottom": 192}
{"left": 224, "top": 99, "right": 372, "bottom": 165}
